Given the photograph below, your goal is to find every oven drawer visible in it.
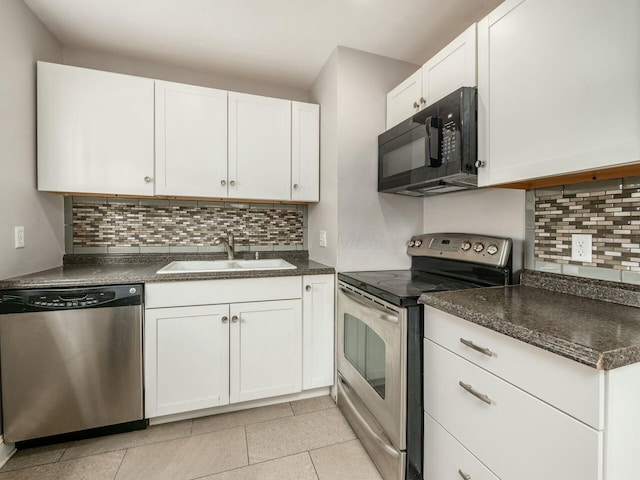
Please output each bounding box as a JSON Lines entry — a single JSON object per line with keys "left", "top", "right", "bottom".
{"left": 424, "top": 338, "right": 603, "bottom": 480}
{"left": 424, "top": 412, "right": 499, "bottom": 480}
{"left": 423, "top": 306, "right": 604, "bottom": 429}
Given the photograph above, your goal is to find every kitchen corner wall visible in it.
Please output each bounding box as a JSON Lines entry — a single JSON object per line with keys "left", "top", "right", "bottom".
{"left": 527, "top": 177, "right": 640, "bottom": 285}
{"left": 309, "top": 46, "right": 423, "bottom": 271}
{"left": 423, "top": 188, "right": 527, "bottom": 276}
{"left": 66, "top": 197, "right": 307, "bottom": 254}
{"left": 0, "top": 0, "right": 64, "bottom": 280}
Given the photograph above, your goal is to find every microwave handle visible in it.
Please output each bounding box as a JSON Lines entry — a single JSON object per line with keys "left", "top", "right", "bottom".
{"left": 425, "top": 116, "right": 443, "bottom": 167}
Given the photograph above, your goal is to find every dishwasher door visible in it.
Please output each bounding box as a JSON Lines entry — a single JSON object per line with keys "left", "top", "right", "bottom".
{"left": 0, "top": 288, "right": 143, "bottom": 443}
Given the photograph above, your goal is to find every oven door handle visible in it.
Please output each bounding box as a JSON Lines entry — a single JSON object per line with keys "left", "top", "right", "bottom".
{"left": 338, "top": 287, "right": 399, "bottom": 323}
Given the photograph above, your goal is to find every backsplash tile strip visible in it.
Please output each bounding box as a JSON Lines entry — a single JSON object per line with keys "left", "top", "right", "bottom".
{"left": 72, "top": 200, "right": 304, "bottom": 251}
{"left": 533, "top": 179, "right": 640, "bottom": 275}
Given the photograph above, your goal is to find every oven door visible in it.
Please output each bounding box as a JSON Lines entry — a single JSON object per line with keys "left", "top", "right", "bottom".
{"left": 337, "top": 282, "right": 406, "bottom": 451}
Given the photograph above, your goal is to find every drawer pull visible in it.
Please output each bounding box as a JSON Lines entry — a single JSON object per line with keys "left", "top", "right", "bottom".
{"left": 460, "top": 338, "right": 493, "bottom": 357}
{"left": 459, "top": 381, "right": 492, "bottom": 405}
{"left": 459, "top": 470, "right": 472, "bottom": 480}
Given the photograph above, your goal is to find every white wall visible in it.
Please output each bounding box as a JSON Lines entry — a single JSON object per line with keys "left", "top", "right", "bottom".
{"left": 309, "top": 47, "right": 421, "bottom": 271}
{"left": 63, "top": 47, "right": 310, "bottom": 102}
{"left": 309, "top": 51, "right": 339, "bottom": 267}
{"left": 423, "top": 188, "right": 527, "bottom": 275}
{"left": 0, "top": 0, "right": 63, "bottom": 280}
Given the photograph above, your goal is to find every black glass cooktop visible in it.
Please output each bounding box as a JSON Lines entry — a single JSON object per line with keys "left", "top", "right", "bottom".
{"left": 338, "top": 270, "right": 480, "bottom": 307}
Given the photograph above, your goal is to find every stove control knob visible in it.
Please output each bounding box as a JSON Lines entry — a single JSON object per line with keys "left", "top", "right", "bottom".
{"left": 473, "top": 242, "right": 485, "bottom": 253}
{"left": 408, "top": 240, "right": 415, "bottom": 247}
{"left": 461, "top": 241, "right": 472, "bottom": 251}
{"left": 487, "top": 244, "right": 499, "bottom": 255}
{"left": 414, "top": 240, "right": 422, "bottom": 247}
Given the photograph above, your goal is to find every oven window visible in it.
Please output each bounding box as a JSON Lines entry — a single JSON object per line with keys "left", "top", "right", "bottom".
{"left": 343, "top": 313, "right": 386, "bottom": 399}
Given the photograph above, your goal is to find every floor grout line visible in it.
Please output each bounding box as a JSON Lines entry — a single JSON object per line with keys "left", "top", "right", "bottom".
{"left": 112, "top": 448, "right": 127, "bottom": 480}
{"left": 308, "top": 450, "right": 321, "bottom": 480}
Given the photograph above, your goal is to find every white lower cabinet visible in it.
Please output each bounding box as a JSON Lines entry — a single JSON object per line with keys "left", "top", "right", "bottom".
{"left": 302, "top": 274, "right": 335, "bottom": 390}
{"left": 145, "top": 304, "right": 230, "bottom": 417}
{"left": 424, "top": 413, "right": 498, "bottom": 480}
{"left": 144, "top": 275, "right": 334, "bottom": 419}
{"left": 230, "top": 300, "right": 302, "bottom": 403}
{"left": 424, "top": 307, "right": 640, "bottom": 480}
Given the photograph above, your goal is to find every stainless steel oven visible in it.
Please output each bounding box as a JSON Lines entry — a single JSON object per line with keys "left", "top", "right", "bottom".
{"left": 337, "top": 282, "right": 407, "bottom": 480}
{"left": 337, "top": 233, "right": 513, "bottom": 480}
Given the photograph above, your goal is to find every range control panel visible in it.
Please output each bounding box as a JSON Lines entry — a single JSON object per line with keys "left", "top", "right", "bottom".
{"left": 407, "top": 233, "right": 512, "bottom": 268}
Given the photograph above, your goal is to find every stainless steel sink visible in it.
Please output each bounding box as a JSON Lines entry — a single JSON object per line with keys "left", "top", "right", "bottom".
{"left": 156, "top": 258, "right": 296, "bottom": 274}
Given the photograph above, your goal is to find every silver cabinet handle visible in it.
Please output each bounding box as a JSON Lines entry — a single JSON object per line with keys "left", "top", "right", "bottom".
{"left": 220, "top": 180, "right": 226, "bottom": 186}
{"left": 459, "top": 470, "right": 471, "bottom": 480}
{"left": 305, "top": 285, "right": 311, "bottom": 292}
{"left": 231, "top": 315, "right": 239, "bottom": 323}
{"left": 419, "top": 96, "right": 426, "bottom": 105}
{"left": 230, "top": 180, "right": 236, "bottom": 187}
{"left": 459, "top": 381, "right": 492, "bottom": 405}
{"left": 475, "top": 160, "right": 486, "bottom": 168}
{"left": 221, "top": 316, "right": 228, "bottom": 324}
{"left": 413, "top": 101, "right": 420, "bottom": 108}
{"left": 293, "top": 184, "right": 299, "bottom": 190}
{"left": 144, "top": 176, "right": 152, "bottom": 183}
{"left": 460, "top": 338, "right": 493, "bottom": 357}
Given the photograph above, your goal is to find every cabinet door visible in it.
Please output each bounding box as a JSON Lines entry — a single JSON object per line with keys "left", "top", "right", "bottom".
{"left": 228, "top": 92, "right": 292, "bottom": 200}
{"left": 145, "top": 305, "right": 230, "bottom": 417}
{"left": 477, "top": 0, "right": 640, "bottom": 186}
{"left": 155, "top": 81, "right": 228, "bottom": 197}
{"left": 422, "top": 23, "right": 476, "bottom": 106}
{"left": 302, "top": 274, "right": 335, "bottom": 390}
{"left": 230, "top": 299, "right": 302, "bottom": 403}
{"left": 37, "top": 62, "right": 154, "bottom": 196}
{"left": 291, "top": 102, "right": 320, "bottom": 202}
{"left": 386, "top": 69, "right": 422, "bottom": 129}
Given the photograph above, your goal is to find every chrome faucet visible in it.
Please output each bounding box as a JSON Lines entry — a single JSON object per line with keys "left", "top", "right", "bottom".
{"left": 214, "top": 233, "right": 235, "bottom": 260}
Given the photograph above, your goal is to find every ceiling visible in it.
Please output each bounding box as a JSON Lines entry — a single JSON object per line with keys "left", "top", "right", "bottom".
{"left": 24, "top": 0, "right": 504, "bottom": 90}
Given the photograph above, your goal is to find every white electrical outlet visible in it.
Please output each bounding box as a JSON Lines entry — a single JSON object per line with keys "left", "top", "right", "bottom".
{"left": 319, "top": 230, "right": 327, "bottom": 248}
{"left": 14, "top": 226, "right": 25, "bottom": 249}
{"left": 571, "top": 234, "right": 592, "bottom": 263}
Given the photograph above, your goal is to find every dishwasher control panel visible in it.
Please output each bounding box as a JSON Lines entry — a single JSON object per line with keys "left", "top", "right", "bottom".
{"left": 0, "top": 285, "right": 142, "bottom": 313}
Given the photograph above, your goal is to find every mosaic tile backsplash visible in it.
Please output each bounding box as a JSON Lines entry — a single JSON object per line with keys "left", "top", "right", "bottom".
{"left": 528, "top": 177, "right": 640, "bottom": 284}
{"left": 68, "top": 198, "right": 306, "bottom": 254}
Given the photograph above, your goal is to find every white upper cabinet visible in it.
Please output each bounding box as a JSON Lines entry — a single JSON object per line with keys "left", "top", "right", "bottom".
{"left": 292, "top": 102, "right": 320, "bottom": 202}
{"left": 421, "top": 24, "right": 476, "bottom": 106}
{"left": 155, "top": 81, "right": 228, "bottom": 197}
{"left": 386, "top": 24, "right": 477, "bottom": 129}
{"left": 477, "top": 0, "right": 640, "bottom": 187}
{"left": 37, "top": 62, "right": 155, "bottom": 196}
{"left": 386, "top": 70, "right": 423, "bottom": 129}
{"left": 228, "top": 92, "right": 292, "bottom": 201}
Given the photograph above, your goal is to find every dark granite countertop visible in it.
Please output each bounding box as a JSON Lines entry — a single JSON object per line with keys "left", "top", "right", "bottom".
{"left": 419, "top": 270, "right": 640, "bottom": 370}
{"left": 0, "top": 252, "right": 334, "bottom": 289}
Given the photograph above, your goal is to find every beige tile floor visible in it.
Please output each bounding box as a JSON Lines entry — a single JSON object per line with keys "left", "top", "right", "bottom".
{"left": 0, "top": 395, "right": 383, "bottom": 480}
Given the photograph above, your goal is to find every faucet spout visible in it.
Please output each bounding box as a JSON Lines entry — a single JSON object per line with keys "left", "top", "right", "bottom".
{"left": 214, "top": 233, "right": 235, "bottom": 260}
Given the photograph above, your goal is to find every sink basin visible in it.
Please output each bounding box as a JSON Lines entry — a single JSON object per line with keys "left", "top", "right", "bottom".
{"left": 156, "top": 258, "right": 296, "bottom": 274}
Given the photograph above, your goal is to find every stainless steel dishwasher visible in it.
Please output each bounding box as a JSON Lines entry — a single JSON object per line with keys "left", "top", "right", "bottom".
{"left": 0, "top": 284, "right": 144, "bottom": 443}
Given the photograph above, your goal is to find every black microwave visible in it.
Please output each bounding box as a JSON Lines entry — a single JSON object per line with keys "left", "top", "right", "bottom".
{"left": 378, "top": 87, "right": 477, "bottom": 196}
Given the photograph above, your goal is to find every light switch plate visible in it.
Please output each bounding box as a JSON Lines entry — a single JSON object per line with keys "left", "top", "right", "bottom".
{"left": 14, "top": 226, "right": 25, "bottom": 249}
{"left": 571, "top": 234, "right": 592, "bottom": 262}
{"left": 319, "top": 230, "right": 327, "bottom": 248}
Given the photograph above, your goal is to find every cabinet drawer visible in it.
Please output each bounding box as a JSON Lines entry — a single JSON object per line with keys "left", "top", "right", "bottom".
{"left": 424, "top": 412, "right": 499, "bottom": 480}
{"left": 424, "top": 306, "right": 604, "bottom": 429}
{"left": 424, "top": 339, "right": 603, "bottom": 480}
{"left": 146, "top": 276, "right": 301, "bottom": 308}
